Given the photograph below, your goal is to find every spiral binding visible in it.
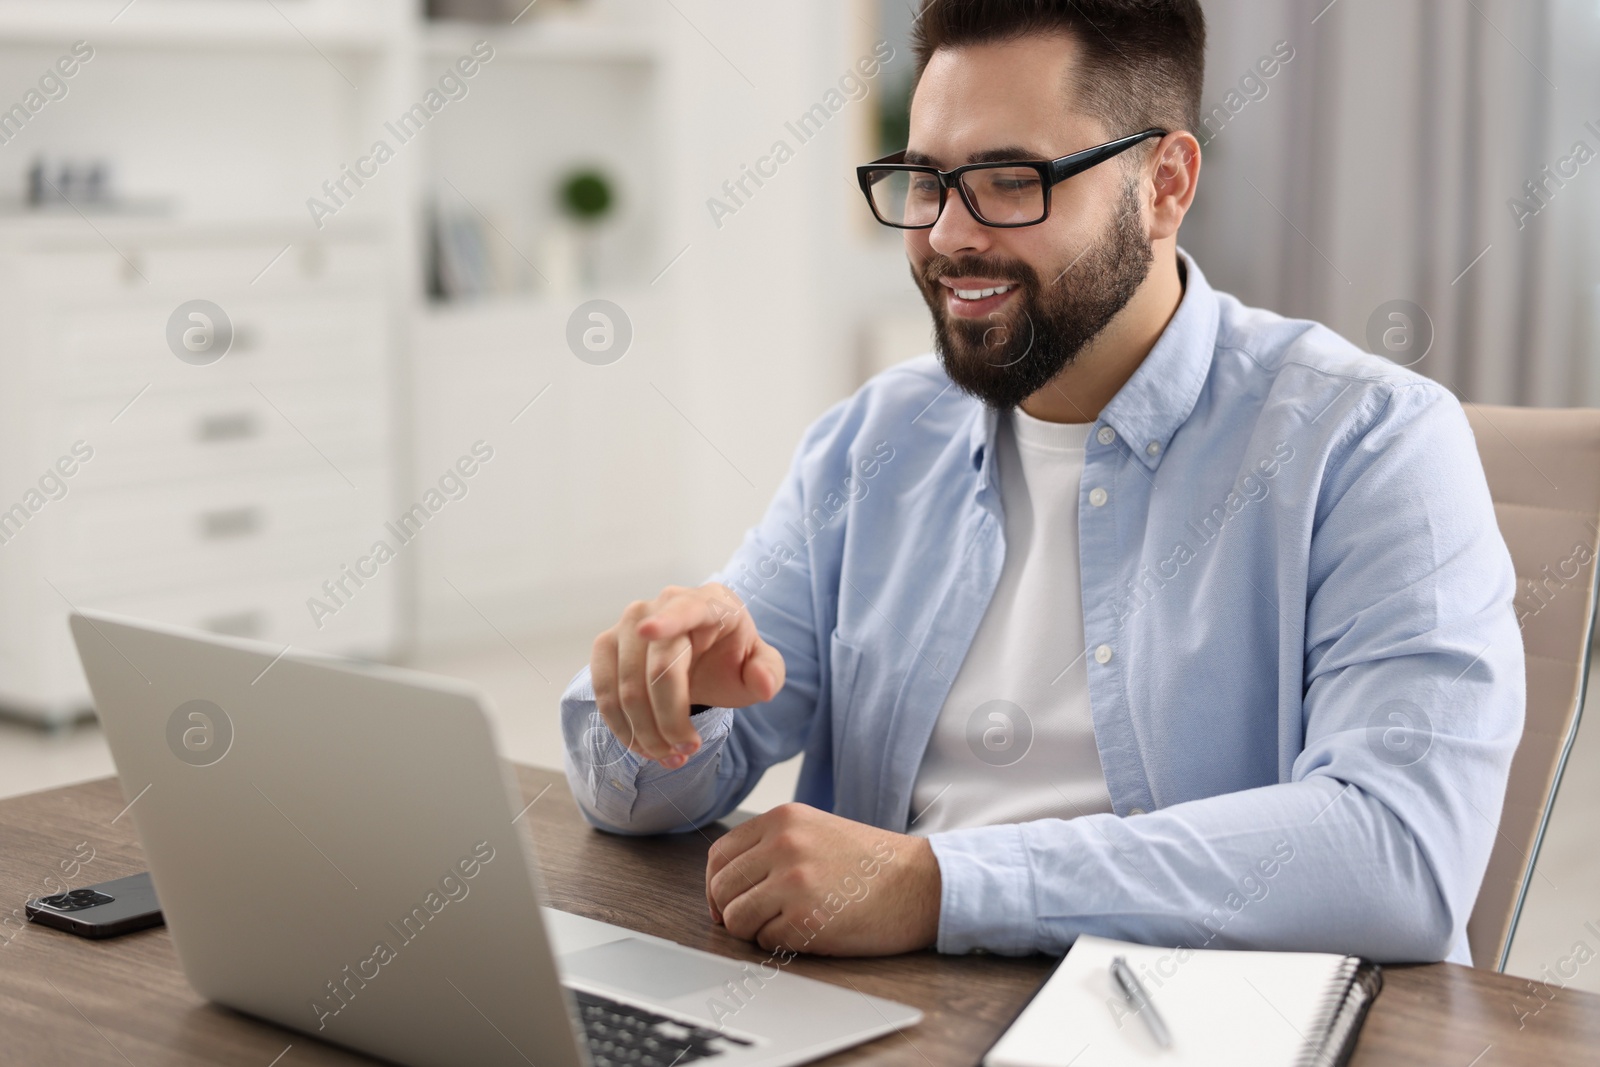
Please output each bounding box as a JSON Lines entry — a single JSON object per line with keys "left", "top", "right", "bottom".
{"left": 1293, "top": 956, "right": 1381, "bottom": 1067}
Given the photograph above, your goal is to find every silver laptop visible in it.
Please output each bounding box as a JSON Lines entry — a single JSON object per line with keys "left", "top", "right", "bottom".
{"left": 70, "top": 609, "right": 922, "bottom": 1067}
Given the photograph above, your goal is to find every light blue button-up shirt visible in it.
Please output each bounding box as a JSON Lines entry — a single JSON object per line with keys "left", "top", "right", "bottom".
{"left": 560, "top": 252, "right": 1523, "bottom": 966}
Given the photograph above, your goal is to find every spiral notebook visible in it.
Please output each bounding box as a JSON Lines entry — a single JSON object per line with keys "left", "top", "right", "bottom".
{"left": 984, "top": 935, "right": 1382, "bottom": 1067}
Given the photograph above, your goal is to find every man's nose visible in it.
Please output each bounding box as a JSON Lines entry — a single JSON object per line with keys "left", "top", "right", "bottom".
{"left": 928, "top": 186, "right": 993, "bottom": 259}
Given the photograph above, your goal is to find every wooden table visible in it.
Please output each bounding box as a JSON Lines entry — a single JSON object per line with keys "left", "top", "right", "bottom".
{"left": 2, "top": 767, "right": 1597, "bottom": 1065}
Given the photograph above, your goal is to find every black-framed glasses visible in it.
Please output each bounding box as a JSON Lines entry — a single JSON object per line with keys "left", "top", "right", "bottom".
{"left": 856, "top": 127, "right": 1167, "bottom": 229}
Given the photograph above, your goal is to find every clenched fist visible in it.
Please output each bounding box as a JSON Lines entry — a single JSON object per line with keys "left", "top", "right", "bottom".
{"left": 589, "top": 583, "right": 786, "bottom": 768}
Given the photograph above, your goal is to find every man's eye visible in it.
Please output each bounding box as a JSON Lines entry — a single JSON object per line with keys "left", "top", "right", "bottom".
{"left": 909, "top": 177, "right": 940, "bottom": 197}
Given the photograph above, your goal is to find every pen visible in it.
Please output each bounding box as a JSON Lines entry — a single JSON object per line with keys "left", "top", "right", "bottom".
{"left": 1111, "top": 955, "right": 1173, "bottom": 1049}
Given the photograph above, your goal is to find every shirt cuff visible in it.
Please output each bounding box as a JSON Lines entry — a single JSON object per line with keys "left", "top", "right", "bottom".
{"left": 567, "top": 714, "right": 644, "bottom": 828}
{"left": 568, "top": 704, "right": 736, "bottom": 830}
{"left": 928, "top": 822, "right": 1039, "bottom": 955}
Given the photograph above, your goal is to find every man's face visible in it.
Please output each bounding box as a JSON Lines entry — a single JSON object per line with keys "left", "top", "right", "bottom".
{"left": 905, "top": 34, "right": 1154, "bottom": 411}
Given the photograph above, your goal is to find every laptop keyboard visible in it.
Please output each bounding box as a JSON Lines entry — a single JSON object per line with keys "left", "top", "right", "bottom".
{"left": 573, "top": 988, "right": 752, "bottom": 1066}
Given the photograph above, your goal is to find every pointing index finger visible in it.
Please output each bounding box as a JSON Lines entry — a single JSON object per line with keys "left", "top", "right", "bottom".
{"left": 638, "top": 590, "right": 741, "bottom": 642}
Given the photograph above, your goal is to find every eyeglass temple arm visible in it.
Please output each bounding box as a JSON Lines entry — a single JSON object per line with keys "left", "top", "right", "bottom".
{"left": 1048, "top": 128, "right": 1168, "bottom": 184}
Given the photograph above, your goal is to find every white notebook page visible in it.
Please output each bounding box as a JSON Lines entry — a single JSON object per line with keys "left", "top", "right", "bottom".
{"left": 985, "top": 935, "right": 1355, "bottom": 1067}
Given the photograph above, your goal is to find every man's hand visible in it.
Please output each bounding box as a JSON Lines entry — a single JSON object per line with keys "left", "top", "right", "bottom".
{"left": 705, "top": 803, "right": 941, "bottom": 956}
{"left": 590, "top": 583, "right": 785, "bottom": 769}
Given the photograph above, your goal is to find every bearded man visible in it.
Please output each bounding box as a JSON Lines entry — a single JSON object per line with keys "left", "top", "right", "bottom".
{"left": 559, "top": 0, "right": 1523, "bottom": 967}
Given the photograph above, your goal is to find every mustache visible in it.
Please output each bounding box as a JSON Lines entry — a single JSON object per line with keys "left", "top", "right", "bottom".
{"left": 917, "top": 254, "right": 1040, "bottom": 294}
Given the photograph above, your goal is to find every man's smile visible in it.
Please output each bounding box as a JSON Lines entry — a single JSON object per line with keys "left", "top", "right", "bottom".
{"left": 940, "top": 276, "right": 1020, "bottom": 318}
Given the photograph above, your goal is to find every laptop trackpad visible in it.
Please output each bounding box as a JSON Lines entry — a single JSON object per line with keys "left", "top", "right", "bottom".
{"left": 561, "top": 937, "right": 749, "bottom": 1000}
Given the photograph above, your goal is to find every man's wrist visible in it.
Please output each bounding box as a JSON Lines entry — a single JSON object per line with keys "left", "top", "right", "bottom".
{"left": 895, "top": 833, "right": 943, "bottom": 951}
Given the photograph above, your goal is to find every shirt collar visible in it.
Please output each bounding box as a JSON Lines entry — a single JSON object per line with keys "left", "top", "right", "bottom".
{"left": 966, "top": 247, "right": 1219, "bottom": 477}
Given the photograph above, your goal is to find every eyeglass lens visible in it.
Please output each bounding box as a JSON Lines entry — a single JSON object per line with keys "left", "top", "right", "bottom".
{"left": 864, "top": 165, "right": 1045, "bottom": 227}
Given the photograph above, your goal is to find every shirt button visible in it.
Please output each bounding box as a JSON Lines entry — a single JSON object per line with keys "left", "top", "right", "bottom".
{"left": 1094, "top": 644, "right": 1113, "bottom": 664}
{"left": 1146, "top": 441, "right": 1162, "bottom": 457}
{"left": 1129, "top": 806, "right": 1147, "bottom": 816}
{"left": 1096, "top": 426, "right": 1116, "bottom": 446}
{"left": 1089, "top": 487, "right": 1108, "bottom": 507}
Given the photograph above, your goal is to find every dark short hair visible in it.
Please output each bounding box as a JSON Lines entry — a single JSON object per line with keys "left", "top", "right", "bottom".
{"left": 910, "top": 0, "right": 1207, "bottom": 139}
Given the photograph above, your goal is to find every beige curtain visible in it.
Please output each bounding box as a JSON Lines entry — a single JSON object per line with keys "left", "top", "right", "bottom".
{"left": 1184, "top": 0, "right": 1600, "bottom": 406}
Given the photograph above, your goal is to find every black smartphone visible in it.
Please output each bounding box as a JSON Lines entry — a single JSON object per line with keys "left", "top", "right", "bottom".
{"left": 25, "top": 871, "right": 164, "bottom": 939}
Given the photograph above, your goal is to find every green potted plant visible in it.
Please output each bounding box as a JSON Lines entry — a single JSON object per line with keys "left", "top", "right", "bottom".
{"left": 551, "top": 166, "right": 615, "bottom": 292}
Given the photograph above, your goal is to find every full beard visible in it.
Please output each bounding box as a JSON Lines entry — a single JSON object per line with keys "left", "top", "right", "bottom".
{"left": 914, "top": 178, "right": 1154, "bottom": 411}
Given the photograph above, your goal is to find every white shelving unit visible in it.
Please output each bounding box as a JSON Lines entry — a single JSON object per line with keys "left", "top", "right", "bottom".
{"left": 0, "top": 0, "right": 698, "bottom": 719}
{"left": 405, "top": 3, "right": 687, "bottom": 648}
{"left": 0, "top": 0, "right": 909, "bottom": 718}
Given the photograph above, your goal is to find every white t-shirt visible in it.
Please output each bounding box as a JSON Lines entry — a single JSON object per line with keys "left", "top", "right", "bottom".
{"left": 907, "top": 405, "right": 1114, "bottom": 835}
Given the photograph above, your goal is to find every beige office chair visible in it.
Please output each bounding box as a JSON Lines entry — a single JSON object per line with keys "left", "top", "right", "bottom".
{"left": 1461, "top": 404, "right": 1600, "bottom": 970}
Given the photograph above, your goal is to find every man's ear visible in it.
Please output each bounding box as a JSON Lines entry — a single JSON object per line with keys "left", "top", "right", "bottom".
{"left": 1147, "top": 132, "right": 1201, "bottom": 241}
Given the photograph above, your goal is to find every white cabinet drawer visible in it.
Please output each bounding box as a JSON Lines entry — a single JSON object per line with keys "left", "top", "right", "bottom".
{"left": 51, "top": 296, "right": 387, "bottom": 400}
{"left": 58, "top": 379, "right": 387, "bottom": 487}
{"left": 137, "top": 240, "right": 390, "bottom": 293}
{"left": 88, "top": 567, "right": 398, "bottom": 658}
{"left": 21, "top": 249, "right": 144, "bottom": 297}
{"left": 21, "top": 238, "right": 391, "bottom": 301}
{"left": 53, "top": 466, "right": 391, "bottom": 600}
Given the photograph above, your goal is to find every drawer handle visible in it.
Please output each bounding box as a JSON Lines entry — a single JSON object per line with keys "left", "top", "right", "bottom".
{"left": 202, "top": 610, "right": 265, "bottom": 639}
{"left": 197, "top": 412, "right": 259, "bottom": 442}
{"left": 200, "top": 507, "right": 262, "bottom": 540}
